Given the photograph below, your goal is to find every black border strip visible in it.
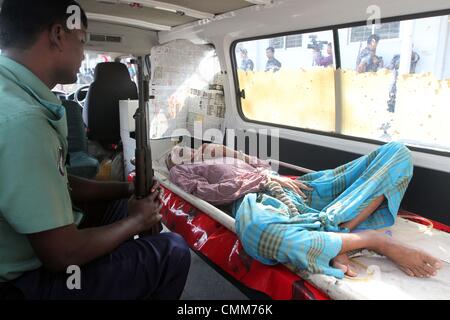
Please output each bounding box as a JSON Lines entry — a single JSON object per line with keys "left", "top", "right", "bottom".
{"left": 230, "top": 8, "right": 450, "bottom": 158}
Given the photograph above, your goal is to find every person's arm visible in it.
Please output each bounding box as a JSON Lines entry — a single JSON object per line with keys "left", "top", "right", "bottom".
{"left": 27, "top": 187, "right": 161, "bottom": 272}
{"left": 377, "top": 56, "right": 384, "bottom": 69}
{"left": 68, "top": 174, "right": 133, "bottom": 204}
{"left": 313, "top": 49, "right": 322, "bottom": 65}
{"left": 357, "top": 59, "right": 368, "bottom": 73}
{"left": 356, "top": 52, "right": 370, "bottom": 73}
{"left": 320, "top": 55, "right": 333, "bottom": 67}
{"left": 268, "top": 175, "right": 313, "bottom": 199}
{"left": 276, "top": 59, "right": 282, "bottom": 69}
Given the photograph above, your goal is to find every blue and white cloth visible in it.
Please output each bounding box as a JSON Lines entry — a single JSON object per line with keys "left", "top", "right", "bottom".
{"left": 234, "top": 142, "right": 413, "bottom": 278}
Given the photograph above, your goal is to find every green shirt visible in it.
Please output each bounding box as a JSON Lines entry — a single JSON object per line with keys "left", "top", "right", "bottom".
{"left": 0, "top": 55, "right": 82, "bottom": 282}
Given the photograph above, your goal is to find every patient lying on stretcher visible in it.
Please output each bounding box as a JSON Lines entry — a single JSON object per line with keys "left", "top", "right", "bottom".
{"left": 166, "top": 142, "right": 442, "bottom": 279}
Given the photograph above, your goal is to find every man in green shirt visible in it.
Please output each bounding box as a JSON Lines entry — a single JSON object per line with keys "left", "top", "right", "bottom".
{"left": 0, "top": 0, "right": 190, "bottom": 299}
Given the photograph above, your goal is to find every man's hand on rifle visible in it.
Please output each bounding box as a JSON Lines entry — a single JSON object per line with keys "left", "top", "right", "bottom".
{"left": 128, "top": 181, "right": 163, "bottom": 233}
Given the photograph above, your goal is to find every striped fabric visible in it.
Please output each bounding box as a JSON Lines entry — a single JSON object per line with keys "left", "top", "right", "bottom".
{"left": 234, "top": 142, "right": 414, "bottom": 278}
{"left": 264, "top": 180, "right": 299, "bottom": 216}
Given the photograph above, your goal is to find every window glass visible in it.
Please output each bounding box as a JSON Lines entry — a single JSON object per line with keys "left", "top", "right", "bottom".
{"left": 350, "top": 22, "right": 400, "bottom": 42}
{"left": 54, "top": 52, "right": 112, "bottom": 94}
{"left": 338, "top": 14, "right": 450, "bottom": 152}
{"left": 233, "top": 13, "right": 450, "bottom": 153}
{"left": 53, "top": 52, "right": 137, "bottom": 94}
{"left": 286, "top": 34, "right": 303, "bottom": 48}
{"left": 269, "top": 37, "right": 284, "bottom": 49}
{"left": 235, "top": 30, "right": 336, "bottom": 132}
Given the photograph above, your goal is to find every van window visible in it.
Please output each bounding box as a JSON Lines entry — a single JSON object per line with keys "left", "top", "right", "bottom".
{"left": 233, "top": 12, "right": 450, "bottom": 153}
{"left": 53, "top": 52, "right": 137, "bottom": 94}
{"left": 234, "top": 30, "right": 336, "bottom": 133}
{"left": 338, "top": 14, "right": 450, "bottom": 152}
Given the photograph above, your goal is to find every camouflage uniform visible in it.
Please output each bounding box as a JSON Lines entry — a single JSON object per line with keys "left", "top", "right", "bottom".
{"left": 356, "top": 47, "right": 383, "bottom": 72}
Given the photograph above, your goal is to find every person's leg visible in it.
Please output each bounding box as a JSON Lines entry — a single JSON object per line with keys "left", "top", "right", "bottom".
{"left": 332, "top": 194, "right": 385, "bottom": 277}
{"left": 332, "top": 193, "right": 442, "bottom": 277}
{"left": 299, "top": 142, "right": 413, "bottom": 231}
{"left": 13, "top": 199, "right": 191, "bottom": 299}
{"left": 12, "top": 232, "right": 190, "bottom": 300}
{"left": 77, "top": 201, "right": 109, "bottom": 229}
{"left": 333, "top": 230, "right": 442, "bottom": 278}
{"left": 339, "top": 195, "right": 385, "bottom": 231}
{"left": 236, "top": 193, "right": 442, "bottom": 279}
{"left": 292, "top": 143, "right": 415, "bottom": 276}
{"left": 138, "top": 233, "right": 191, "bottom": 300}
{"left": 78, "top": 198, "right": 129, "bottom": 229}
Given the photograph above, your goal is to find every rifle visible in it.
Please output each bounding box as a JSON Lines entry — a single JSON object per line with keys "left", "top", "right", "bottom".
{"left": 130, "top": 57, "right": 162, "bottom": 235}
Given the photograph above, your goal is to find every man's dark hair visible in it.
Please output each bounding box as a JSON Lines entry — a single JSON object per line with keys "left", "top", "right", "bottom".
{"left": 0, "top": 0, "right": 88, "bottom": 50}
{"left": 266, "top": 47, "right": 275, "bottom": 53}
{"left": 367, "top": 34, "right": 380, "bottom": 44}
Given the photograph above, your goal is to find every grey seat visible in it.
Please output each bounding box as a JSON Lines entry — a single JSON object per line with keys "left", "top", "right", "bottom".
{"left": 82, "top": 62, "right": 138, "bottom": 147}
{"left": 62, "top": 99, "right": 99, "bottom": 179}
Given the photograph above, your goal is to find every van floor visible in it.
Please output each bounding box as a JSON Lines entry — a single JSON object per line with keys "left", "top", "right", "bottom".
{"left": 161, "top": 224, "right": 247, "bottom": 300}
{"left": 180, "top": 249, "right": 248, "bottom": 300}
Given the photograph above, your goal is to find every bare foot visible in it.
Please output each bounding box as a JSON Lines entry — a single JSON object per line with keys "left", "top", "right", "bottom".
{"left": 332, "top": 254, "right": 358, "bottom": 277}
{"left": 377, "top": 234, "right": 442, "bottom": 278}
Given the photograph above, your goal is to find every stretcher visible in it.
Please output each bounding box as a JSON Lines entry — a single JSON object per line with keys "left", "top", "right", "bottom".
{"left": 143, "top": 153, "right": 450, "bottom": 300}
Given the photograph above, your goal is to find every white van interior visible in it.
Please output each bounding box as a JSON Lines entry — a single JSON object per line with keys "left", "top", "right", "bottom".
{"left": 4, "top": 0, "right": 450, "bottom": 300}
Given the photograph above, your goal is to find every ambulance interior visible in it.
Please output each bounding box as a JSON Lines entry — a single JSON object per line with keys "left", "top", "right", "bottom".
{"left": 39, "top": 0, "right": 450, "bottom": 299}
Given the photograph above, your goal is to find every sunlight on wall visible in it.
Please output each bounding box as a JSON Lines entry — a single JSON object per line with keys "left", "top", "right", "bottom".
{"left": 238, "top": 68, "right": 336, "bottom": 132}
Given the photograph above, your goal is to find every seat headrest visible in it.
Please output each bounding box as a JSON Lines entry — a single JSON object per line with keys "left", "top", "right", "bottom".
{"left": 93, "top": 62, "right": 132, "bottom": 83}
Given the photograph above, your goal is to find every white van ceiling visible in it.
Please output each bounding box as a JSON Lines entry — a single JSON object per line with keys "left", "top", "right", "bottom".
{"left": 78, "top": 0, "right": 256, "bottom": 31}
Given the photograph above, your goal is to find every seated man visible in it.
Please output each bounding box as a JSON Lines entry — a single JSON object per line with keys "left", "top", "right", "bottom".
{"left": 0, "top": 0, "right": 190, "bottom": 300}
{"left": 167, "top": 142, "right": 442, "bottom": 279}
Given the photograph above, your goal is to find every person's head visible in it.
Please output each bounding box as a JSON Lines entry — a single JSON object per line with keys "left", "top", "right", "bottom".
{"left": 166, "top": 145, "right": 196, "bottom": 170}
{"left": 0, "top": 0, "right": 88, "bottom": 85}
{"left": 266, "top": 47, "right": 275, "bottom": 59}
{"left": 326, "top": 42, "right": 333, "bottom": 55}
{"left": 240, "top": 48, "right": 248, "bottom": 60}
{"left": 367, "top": 34, "right": 380, "bottom": 51}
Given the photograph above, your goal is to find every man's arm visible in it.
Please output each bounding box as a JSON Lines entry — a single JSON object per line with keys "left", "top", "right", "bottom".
{"left": 357, "top": 52, "right": 372, "bottom": 73}
{"left": 357, "top": 59, "right": 368, "bottom": 73}
{"left": 276, "top": 59, "right": 282, "bottom": 68}
{"left": 249, "top": 60, "right": 254, "bottom": 71}
{"left": 68, "top": 174, "right": 133, "bottom": 204}
{"left": 27, "top": 188, "right": 161, "bottom": 272}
